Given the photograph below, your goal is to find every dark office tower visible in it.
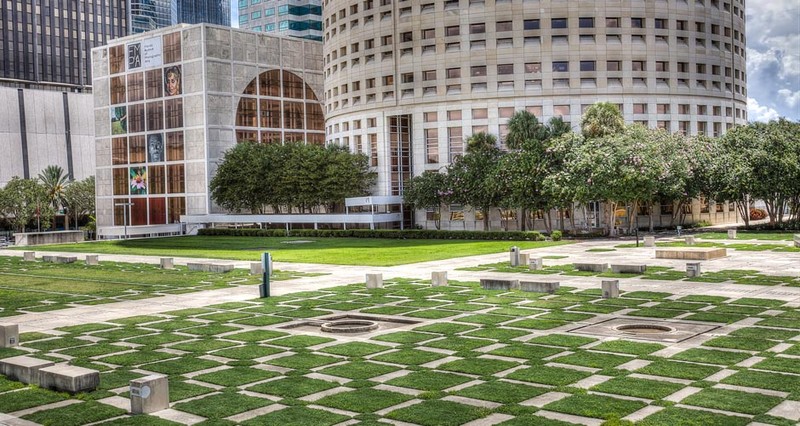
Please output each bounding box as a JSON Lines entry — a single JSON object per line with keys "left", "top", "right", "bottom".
{"left": 176, "top": 0, "right": 230, "bottom": 26}
{"left": 0, "top": 0, "right": 128, "bottom": 89}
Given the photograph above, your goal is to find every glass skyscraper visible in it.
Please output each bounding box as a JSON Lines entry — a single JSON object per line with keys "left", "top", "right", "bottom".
{"left": 129, "top": 0, "right": 230, "bottom": 34}
{"left": 238, "top": 0, "right": 322, "bottom": 41}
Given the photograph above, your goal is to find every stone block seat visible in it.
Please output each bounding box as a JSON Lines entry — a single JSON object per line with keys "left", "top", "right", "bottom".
{"left": 519, "top": 281, "right": 560, "bottom": 294}
{"left": 0, "top": 356, "right": 55, "bottom": 384}
{"left": 574, "top": 263, "right": 608, "bottom": 272}
{"left": 39, "top": 365, "right": 100, "bottom": 393}
{"left": 610, "top": 264, "right": 647, "bottom": 274}
{"left": 480, "top": 278, "right": 519, "bottom": 291}
{"left": 655, "top": 247, "right": 727, "bottom": 260}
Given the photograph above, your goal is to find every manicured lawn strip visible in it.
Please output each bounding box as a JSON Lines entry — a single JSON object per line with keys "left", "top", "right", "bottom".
{"left": 496, "top": 416, "right": 577, "bottom": 426}
{"left": 488, "top": 344, "right": 563, "bottom": 360}
{"left": 27, "top": 235, "right": 569, "bottom": 266}
{"left": 756, "top": 317, "right": 800, "bottom": 329}
{"left": 708, "top": 305, "right": 766, "bottom": 315}
{"left": 622, "top": 291, "right": 672, "bottom": 300}
{"left": 58, "top": 343, "right": 132, "bottom": 358}
{"left": 702, "top": 336, "right": 777, "bottom": 351}
{"left": 591, "top": 376, "right": 684, "bottom": 400}
{"left": 720, "top": 370, "right": 800, "bottom": 394}
{"left": 729, "top": 327, "right": 798, "bottom": 341}
{"left": 192, "top": 367, "right": 279, "bottom": 387}
{"left": 506, "top": 366, "right": 591, "bottom": 386}
{"left": 246, "top": 376, "right": 338, "bottom": 398}
{"left": 240, "top": 406, "right": 349, "bottom": 426}
{"left": 543, "top": 393, "right": 646, "bottom": 419}
{"left": 22, "top": 401, "right": 126, "bottom": 426}
{"left": 590, "top": 340, "right": 665, "bottom": 355}
{"left": 537, "top": 311, "right": 595, "bottom": 322}
{"left": 437, "top": 358, "right": 520, "bottom": 375}
{"left": 315, "top": 388, "right": 412, "bottom": 413}
{"left": 173, "top": 391, "right": 272, "bottom": 419}
{"left": 413, "top": 323, "right": 478, "bottom": 335}
{"left": 404, "top": 309, "right": 460, "bottom": 319}
{"left": 527, "top": 334, "right": 596, "bottom": 348}
{"left": 386, "top": 400, "right": 488, "bottom": 426}
{"left": 0, "top": 376, "right": 25, "bottom": 392}
{"left": 753, "top": 357, "right": 800, "bottom": 374}
{"left": 465, "top": 328, "right": 530, "bottom": 341}
{"left": 319, "top": 342, "right": 391, "bottom": 357}
{"left": 636, "top": 360, "right": 722, "bottom": 380}
{"left": 96, "top": 369, "right": 146, "bottom": 390}
{"left": 371, "top": 331, "right": 436, "bottom": 344}
{"left": 551, "top": 351, "right": 633, "bottom": 368}
{"left": 424, "top": 336, "right": 494, "bottom": 351}
{"left": 638, "top": 407, "right": 750, "bottom": 426}
{"left": 211, "top": 345, "right": 284, "bottom": 360}
{"left": 731, "top": 298, "right": 785, "bottom": 308}
{"left": 168, "top": 380, "right": 215, "bottom": 402}
{"left": 141, "top": 319, "right": 203, "bottom": 332}
{"left": 143, "top": 357, "right": 222, "bottom": 375}
{"left": 125, "top": 333, "right": 193, "bottom": 346}
{"left": 681, "top": 388, "right": 783, "bottom": 415}
{"left": 626, "top": 308, "right": 684, "bottom": 319}
{"left": 671, "top": 348, "right": 752, "bottom": 365}
{"left": 455, "top": 314, "right": 517, "bottom": 325}
{"left": 454, "top": 380, "right": 548, "bottom": 403}
{"left": 683, "top": 312, "right": 747, "bottom": 324}
{"left": 170, "top": 339, "right": 238, "bottom": 353}
{"left": 24, "top": 337, "right": 95, "bottom": 351}
{"left": 265, "top": 353, "right": 342, "bottom": 369}
{"left": 386, "top": 371, "right": 473, "bottom": 391}
{"left": 370, "top": 349, "right": 447, "bottom": 365}
{"left": 318, "top": 361, "right": 399, "bottom": 380}
{"left": 97, "top": 415, "right": 182, "bottom": 425}
{"left": 224, "top": 330, "right": 288, "bottom": 342}
{"left": 267, "top": 335, "right": 335, "bottom": 348}
{"left": 505, "top": 319, "right": 566, "bottom": 330}
{"left": 0, "top": 387, "right": 66, "bottom": 412}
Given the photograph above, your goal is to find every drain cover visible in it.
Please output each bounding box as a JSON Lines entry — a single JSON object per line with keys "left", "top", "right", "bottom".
{"left": 569, "top": 318, "right": 719, "bottom": 343}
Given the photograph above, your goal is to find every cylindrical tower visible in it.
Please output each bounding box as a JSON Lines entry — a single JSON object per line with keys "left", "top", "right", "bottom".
{"left": 322, "top": 0, "right": 747, "bottom": 196}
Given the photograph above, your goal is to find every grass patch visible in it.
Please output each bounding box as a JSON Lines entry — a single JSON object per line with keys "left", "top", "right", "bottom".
{"left": 316, "top": 388, "right": 412, "bottom": 413}
{"left": 527, "top": 334, "right": 596, "bottom": 348}
{"left": 551, "top": 351, "right": 633, "bottom": 368}
{"left": 703, "top": 336, "right": 777, "bottom": 351}
{"left": 386, "top": 371, "right": 473, "bottom": 391}
{"left": 22, "top": 401, "right": 126, "bottom": 426}
{"left": 423, "top": 336, "right": 494, "bottom": 352}
{"left": 247, "top": 376, "right": 338, "bottom": 398}
{"left": 26, "top": 236, "right": 569, "bottom": 266}
{"left": 543, "top": 393, "right": 646, "bottom": 419}
{"left": 636, "top": 360, "right": 722, "bottom": 380}
{"left": 240, "top": 406, "right": 348, "bottom": 426}
{"left": 488, "top": 344, "right": 563, "bottom": 360}
{"left": 371, "top": 331, "right": 435, "bottom": 344}
{"left": 464, "top": 328, "right": 529, "bottom": 341}
{"left": 173, "top": 391, "right": 272, "bottom": 419}
{"left": 192, "top": 366, "right": 279, "bottom": 387}
{"left": 681, "top": 388, "right": 783, "bottom": 415}
{"left": 455, "top": 381, "right": 548, "bottom": 403}
{"left": 265, "top": 353, "right": 341, "bottom": 369}
{"left": 590, "top": 340, "right": 664, "bottom": 355}
{"left": 267, "top": 335, "right": 335, "bottom": 348}
{"left": 0, "top": 387, "right": 66, "bottom": 412}
{"left": 371, "top": 349, "right": 447, "bottom": 365}
{"left": 318, "top": 361, "right": 399, "bottom": 380}
{"left": 671, "top": 348, "right": 752, "bottom": 365}
{"left": 591, "top": 376, "right": 684, "bottom": 400}
{"left": 729, "top": 327, "right": 798, "bottom": 341}
{"left": 437, "top": 358, "right": 520, "bottom": 375}
{"left": 506, "top": 365, "right": 591, "bottom": 386}
{"left": 638, "top": 406, "right": 750, "bottom": 426}
{"left": 753, "top": 357, "right": 800, "bottom": 374}
{"left": 318, "top": 342, "right": 391, "bottom": 357}
{"left": 386, "top": 399, "right": 488, "bottom": 426}
{"left": 720, "top": 370, "right": 800, "bottom": 394}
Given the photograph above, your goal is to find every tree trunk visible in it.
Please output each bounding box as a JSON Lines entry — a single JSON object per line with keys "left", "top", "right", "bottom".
{"left": 569, "top": 203, "right": 576, "bottom": 232}
{"left": 483, "top": 208, "right": 490, "bottom": 231}
{"left": 545, "top": 210, "right": 553, "bottom": 234}
{"left": 520, "top": 208, "right": 526, "bottom": 231}
{"left": 648, "top": 204, "right": 655, "bottom": 233}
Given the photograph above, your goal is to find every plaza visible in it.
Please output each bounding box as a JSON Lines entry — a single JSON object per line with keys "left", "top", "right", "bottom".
{"left": 1, "top": 234, "right": 799, "bottom": 425}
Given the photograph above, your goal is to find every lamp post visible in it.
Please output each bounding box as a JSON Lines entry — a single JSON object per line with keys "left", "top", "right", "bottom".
{"left": 115, "top": 202, "right": 134, "bottom": 240}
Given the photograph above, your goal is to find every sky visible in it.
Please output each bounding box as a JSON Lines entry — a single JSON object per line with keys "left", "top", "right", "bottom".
{"left": 230, "top": 1, "right": 800, "bottom": 122}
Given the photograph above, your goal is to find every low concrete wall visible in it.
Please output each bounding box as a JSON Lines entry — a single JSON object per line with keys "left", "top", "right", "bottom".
{"left": 13, "top": 231, "right": 84, "bottom": 246}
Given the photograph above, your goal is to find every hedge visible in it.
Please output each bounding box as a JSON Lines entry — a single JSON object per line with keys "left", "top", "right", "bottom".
{"left": 198, "top": 228, "right": 547, "bottom": 241}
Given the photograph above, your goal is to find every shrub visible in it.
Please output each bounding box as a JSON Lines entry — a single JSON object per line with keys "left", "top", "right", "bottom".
{"left": 198, "top": 228, "right": 547, "bottom": 241}
{"left": 551, "top": 230, "right": 563, "bottom": 241}
{"left": 749, "top": 208, "right": 767, "bottom": 221}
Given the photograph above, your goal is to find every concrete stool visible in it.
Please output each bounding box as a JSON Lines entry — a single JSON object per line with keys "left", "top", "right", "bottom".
{"left": 529, "top": 257, "right": 543, "bottom": 270}
{"left": 686, "top": 262, "right": 702, "bottom": 278}
{"left": 510, "top": 246, "right": 520, "bottom": 266}
{"left": 602, "top": 280, "right": 620, "bottom": 298}
{"left": 85, "top": 255, "right": 99, "bottom": 266}
{"left": 366, "top": 273, "right": 383, "bottom": 289}
{"left": 160, "top": 258, "right": 174, "bottom": 269}
{"left": 685, "top": 236, "right": 696, "bottom": 245}
{"left": 131, "top": 374, "right": 169, "bottom": 414}
{"left": 0, "top": 323, "right": 19, "bottom": 347}
{"left": 431, "top": 271, "right": 448, "bottom": 287}
{"left": 727, "top": 229, "right": 737, "bottom": 239}
{"left": 23, "top": 251, "right": 35, "bottom": 261}
{"left": 643, "top": 236, "right": 655, "bottom": 247}
{"left": 250, "top": 262, "right": 263, "bottom": 275}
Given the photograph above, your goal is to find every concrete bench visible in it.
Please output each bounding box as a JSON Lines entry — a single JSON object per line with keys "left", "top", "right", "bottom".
{"left": 23, "top": 251, "right": 36, "bottom": 261}
{"left": 519, "top": 281, "right": 559, "bottom": 294}
{"left": 0, "top": 356, "right": 55, "bottom": 384}
{"left": 42, "top": 255, "right": 77, "bottom": 264}
{"left": 480, "top": 278, "right": 519, "bottom": 291}
{"left": 574, "top": 263, "right": 608, "bottom": 273}
{"left": 186, "top": 262, "right": 210, "bottom": 272}
{"left": 39, "top": 365, "right": 100, "bottom": 393}
{"left": 655, "top": 247, "right": 727, "bottom": 260}
{"left": 610, "top": 264, "right": 647, "bottom": 274}
{"left": 794, "top": 234, "right": 800, "bottom": 248}
{"left": 209, "top": 263, "right": 234, "bottom": 273}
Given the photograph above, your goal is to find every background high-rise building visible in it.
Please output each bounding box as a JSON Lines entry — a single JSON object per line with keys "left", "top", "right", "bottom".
{"left": 1, "top": 0, "right": 128, "bottom": 88}
{"left": 238, "top": 0, "right": 322, "bottom": 41}
{"left": 129, "top": 0, "right": 231, "bottom": 34}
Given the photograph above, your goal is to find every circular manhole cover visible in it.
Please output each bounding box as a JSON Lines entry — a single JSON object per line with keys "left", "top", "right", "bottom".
{"left": 615, "top": 324, "right": 675, "bottom": 335}
{"left": 321, "top": 320, "right": 379, "bottom": 333}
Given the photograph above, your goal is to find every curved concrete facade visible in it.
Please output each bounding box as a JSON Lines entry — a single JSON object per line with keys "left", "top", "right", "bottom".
{"left": 322, "top": 0, "right": 747, "bottom": 196}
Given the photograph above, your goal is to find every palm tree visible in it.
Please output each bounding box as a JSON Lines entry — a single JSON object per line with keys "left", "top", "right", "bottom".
{"left": 580, "top": 102, "right": 625, "bottom": 139}
{"left": 38, "top": 165, "right": 70, "bottom": 211}
{"left": 506, "top": 110, "right": 545, "bottom": 150}
{"left": 465, "top": 132, "right": 498, "bottom": 153}
{"left": 547, "top": 116, "right": 573, "bottom": 139}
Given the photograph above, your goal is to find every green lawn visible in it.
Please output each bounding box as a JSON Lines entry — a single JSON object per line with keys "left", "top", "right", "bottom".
{"left": 19, "top": 236, "right": 570, "bottom": 266}
{"left": 695, "top": 231, "right": 796, "bottom": 241}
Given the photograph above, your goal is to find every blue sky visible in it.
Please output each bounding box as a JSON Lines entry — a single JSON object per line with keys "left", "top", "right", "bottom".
{"left": 230, "top": 2, "right": 800, "bottom": 122}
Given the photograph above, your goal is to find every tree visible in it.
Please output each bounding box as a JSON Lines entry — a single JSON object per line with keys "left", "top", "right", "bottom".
{"left": 505, "top": 110, "right": 547, "bottom": 150}
{"left": 64, "top": 176, "right": 95, "bottom": 229}
{"left": 404, "top": 171, "right": 451, "bottom": 229}
{"left": 0, "top": 177, "right": 52, "bottom": 232}
{"left": 546, "top": 116, "right": 573, "bottom": 139}
{"left": 210, "top": 142, "right": 273, "bottom": 213}
{"left": 448, "top": 139, "right": 504, "bottom": 230}
{"left": 465, "top": 132, "right": 497, "bottom": 153}
{"left": 38, "top": 165, "right": 70, "bottom": 211}
{"left": 580, "top": 102, "right": 625, "bottom": 139}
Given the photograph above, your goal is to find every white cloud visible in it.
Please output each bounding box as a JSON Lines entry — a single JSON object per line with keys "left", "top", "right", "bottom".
{"left": 747, "top": 98, "right": 781, "bottom": 122}
{"left": 778, "top": 89, "right": 800, "bottom": 108}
